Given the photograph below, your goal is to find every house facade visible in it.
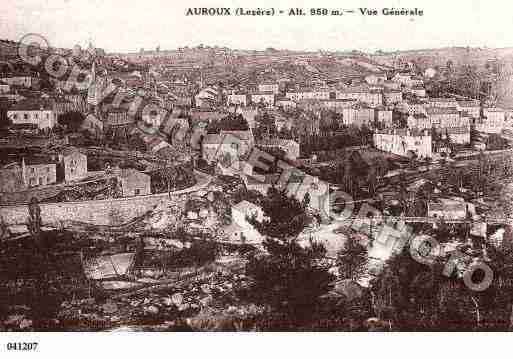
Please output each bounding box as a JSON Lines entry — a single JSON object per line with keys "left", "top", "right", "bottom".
{"left": 374, "top": 129, "right": 432, "bottom": 158}
{"left": 59, "top": 150, "right": 88, "bottom": 182}
{"left": 227, "top": 93, "right": 249, "bottom": 106}
{"left": 250, "top": 92, "right": 275, "bottom": 106}
{"left": 7, "top": 100, "right": 57, "bottom": 130}
{"left": 336, "top": 88, "right": 383, "bottom": 107}
{"left": 118, "top": 169, "right": 151, "bottom": 197}
{"left": 258, "top": 83, "right": 279, "bottom": 94}
{"left": 22, "top": 159, "right": 57, "bottom": 187}
{"left": 383, "top": 90, "right": 403, "bottom": 105}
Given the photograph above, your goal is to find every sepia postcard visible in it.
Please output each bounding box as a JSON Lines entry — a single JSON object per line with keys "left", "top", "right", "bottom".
{"left": 2, "top": 0, "right": 513, "bottom": 353}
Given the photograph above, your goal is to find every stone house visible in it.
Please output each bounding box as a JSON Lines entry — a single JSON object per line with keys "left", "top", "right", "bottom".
{"left": 58, "top": 149, "right": 88, "bottom": 182}
{"left": 117, "top": 169, "right": 151, "bottom": 197}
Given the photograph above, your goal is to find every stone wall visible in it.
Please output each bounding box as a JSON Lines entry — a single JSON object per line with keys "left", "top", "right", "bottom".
{"left": 0, "top": 192, "right": 186, "bottom": 227}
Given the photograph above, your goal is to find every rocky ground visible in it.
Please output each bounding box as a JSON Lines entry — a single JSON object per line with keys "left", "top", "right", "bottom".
{"left": 0, "top": 249, "right": 267, "bottom": 331}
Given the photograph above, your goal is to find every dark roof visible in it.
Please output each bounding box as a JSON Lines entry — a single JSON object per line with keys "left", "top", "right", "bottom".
{"left": 24, "top": 156, "right": 58, "bottom": 166}
{"left": 426, "top": 107, "right": 459, "bottom": 115}
{"left": 119, "top": 168, "right": 150, "bottom": 179}
{"left": 8, "top": 98, "right": 52, "bottom": 111}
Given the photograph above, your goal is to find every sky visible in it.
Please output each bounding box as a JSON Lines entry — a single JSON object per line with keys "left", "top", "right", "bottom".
{"left": 2, "top": 0, "right": 513, "bottom": 53}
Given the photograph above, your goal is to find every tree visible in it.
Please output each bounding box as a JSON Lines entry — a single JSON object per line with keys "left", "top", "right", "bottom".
{"left": 57, "top": 111, "right": 85, "bottom": 132}
{"left": 250, "top": 188, "right": 308, "bottom": 239}
{"left": 336, "top": 237, "right": 368, "bottom": 281}
{"left": 27, "top": 197, "right": 42, "bottom": 238}
{"left": 0, "top": 117, "right": 11, "bottom": 130}
{"left": 245, "top": 237, "right": 334, "bottom": 321}
{"left": 244, "top": 188, "right": 334, "bottom": 323}
{"left": 302, "top": 192, "right": 311, "bottom": 209}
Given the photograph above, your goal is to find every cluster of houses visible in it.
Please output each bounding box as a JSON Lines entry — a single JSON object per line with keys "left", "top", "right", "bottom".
{"left": 0, "top": 149, "right": 88, "bottom": 192}
{"left": 220, "top": 68, "right": 512, "bottom": 160}
{"left": 0, "top": 147, "right": 154, "bottom": 199}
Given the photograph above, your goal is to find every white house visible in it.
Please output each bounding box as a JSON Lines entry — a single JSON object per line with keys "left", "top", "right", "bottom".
{"left": 250, "top": 92, "right": 275, "bottom": 107}
{"left": 227, "top": 93, "right": 249, "bottom": 106}
{"left": 7, "top": 99, "right": 56, "bottom": 130}
{"left": 258, "top": 82, "right": 279, "bottom": 94}
{"left": 374, "top": 128, "right": 432, "bottom": 158}
{"left": 477, "top": 107, "right": 505, "bottom": 134}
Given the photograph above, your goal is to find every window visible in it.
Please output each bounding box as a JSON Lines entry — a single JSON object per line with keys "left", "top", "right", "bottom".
{"left": 23, "top": 113, "right": 29, "bottom": 120}
{"left": 30, "top": 168, "right": 35, "bottom": 174}
{"left": 34, "top": 113, "right": 38, "bottom": 119}
{"left": 38, "top": 177, "right": 43, "bottom": 185}
{"left": 134, "top": 189, "right": 141, "bottom": 196}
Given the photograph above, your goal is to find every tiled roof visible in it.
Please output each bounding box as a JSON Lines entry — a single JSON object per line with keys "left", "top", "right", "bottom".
{"left": 426, "top": 107, "right": 459, "bottom": 115}
{"left": 119, "top": 168, "right": 149, "bottom": 179}
{"left": 259, "top": 138, "right": 298, "bottom": 148}
{"left": 483, "top": 107, "right": 504, "bottom": 113}
{"left": 8, "top": 98, "right": 52, "bottom": 111}
{"left": 429, "top": 97, "right": 456, "bottom": 103}
{"left": 446, "top": 126, "right": 470, "bottom": 134}
{"left": 457, "top": 100, "right": 480, "bottom": 107}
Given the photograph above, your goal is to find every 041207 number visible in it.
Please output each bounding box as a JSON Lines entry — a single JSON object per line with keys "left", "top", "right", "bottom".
{"left": 6, "top": 342, "right": 38, "bottom": 351}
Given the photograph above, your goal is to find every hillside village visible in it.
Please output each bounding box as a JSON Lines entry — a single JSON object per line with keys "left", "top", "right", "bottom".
{"left": 1, "top": 38, "right": 513, "bottom": 331}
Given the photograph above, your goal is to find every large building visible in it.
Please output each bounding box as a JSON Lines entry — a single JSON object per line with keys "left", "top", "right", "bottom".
{"left": 445, "top": 126, "right": 471, "bottom": 144}
{"left": 375, "top": 108, "right": 393, "bottom": 128}
{"left": 227, "top": 93, "right": 249, "bottom": 106}
{"left": 295, "top": 98, "right": 356, "bottom": 113}
{"left": 105, "top": 108, "right": 134, "bottom": 129}
{"left": 7, "top": 99, "right": 57, "bottom": 130}
{"left": 457, "top": 100, "right": 481, "bottom": 119}
{"left": 250, "top": 92, "right": 275, "bottom": 106}
{"left": 257, "top": 82, "right": 279, "bottom": 94}
{"left": 195, "top": 87, "right": 219, "bottom": 108}
{"left": 428, "top": 97, "right": 458, "bottom": 108}
{"left": 341, "top": 107, "right": 375, "bottom": 127}
{"left": 426, "top": 107, "right": 468, "bottom": 130}
{"left": 383, "top": 90, "right": 403, "bottom": 105}
{"left": 336, "top": 87, "right": 383, "bottom": 107}
{"left": 202, "top": 132, "right": 253, "bottom": 165}
{"left": 286, "top": 88, "right": 332, "bottom": 101}
{"left": 22, "top": 158, "right": 57, "bottom": 188}
{"left": 477, "top": 107, "right": 506, "bottom": 134}
{"left": 407, "top": 113, "right": 431, "bottom": 129}
{"left": 374, "top": 128, "right": 432, "bottom": 158}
